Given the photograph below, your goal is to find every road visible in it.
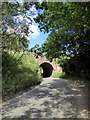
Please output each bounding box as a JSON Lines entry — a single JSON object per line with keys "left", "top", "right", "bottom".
{"left": 1, "top": 78, "right": 89, "bottom": 119}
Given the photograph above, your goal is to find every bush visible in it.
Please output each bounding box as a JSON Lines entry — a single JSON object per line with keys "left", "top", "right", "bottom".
{"left": 2, "top": 51, "right": 42, "bottom": 100}
{"left": 57, "top": 54, "right": 90, "bottom": 80}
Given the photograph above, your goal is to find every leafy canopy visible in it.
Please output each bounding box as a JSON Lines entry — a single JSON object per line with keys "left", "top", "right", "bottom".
{"left": 35, "top": 2, "right": 90, "bottom": 59}
{"left": 1, "top": 2, "right": 38, "bottom": 51}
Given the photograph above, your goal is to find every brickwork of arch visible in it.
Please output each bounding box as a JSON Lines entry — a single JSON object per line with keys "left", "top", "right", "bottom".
{"left": 36, "top": 55, "right": 62, "bottom": 77}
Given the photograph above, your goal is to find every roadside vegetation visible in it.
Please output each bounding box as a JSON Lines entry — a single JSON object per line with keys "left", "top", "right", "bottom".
{"left": 51, "top": 72, "right": 65, "bottom": 78}
{"left": 51, "top": 54, "right": 89, "bottom": 83}
{"left": 51, "top": 72, "right": 89, "bottom": 83}
{"left": 2, "top": 50, "right": 42, "bottom": 101}
{"left": 1, "top": 2, "right": 42, "bottom": 101}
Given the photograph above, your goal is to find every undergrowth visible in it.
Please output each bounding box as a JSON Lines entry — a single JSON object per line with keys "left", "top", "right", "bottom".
{"left": 2, "top": 51, "right": 42, "bottom": 100}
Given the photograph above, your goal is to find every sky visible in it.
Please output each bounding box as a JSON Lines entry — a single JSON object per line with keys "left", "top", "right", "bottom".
{"left": 28, "top": 23, "right": 48, "bottom": 49}
{"left": 26, "top": 2, "right": 49, "bottom": 49}
{"left": 13, "top": 1, "right": 48, "bottom": 49}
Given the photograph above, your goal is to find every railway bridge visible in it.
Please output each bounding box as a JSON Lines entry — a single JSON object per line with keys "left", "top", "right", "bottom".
{"left": 36, "top": 55, "right": 62, "bottom": 77}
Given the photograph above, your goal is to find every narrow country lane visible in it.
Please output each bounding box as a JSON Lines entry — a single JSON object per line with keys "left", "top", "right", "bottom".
{"left": 1, "top": 78, "right": 89, "bottom": 119}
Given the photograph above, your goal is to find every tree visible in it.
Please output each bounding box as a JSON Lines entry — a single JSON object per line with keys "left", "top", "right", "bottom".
{"left": 1, "top": 2, "right": 37, "bottom": 52}
{"left": 1, "top": 2, "right": 40, "bottom": 80}
{"left": 35, "top": 2, "right": 90, "bottom": 79}
{"left": 30, "top": 44, "right": 43, "bottom": 57}
{"left": 35, "top": 2, "right": 90, "bottom": 57}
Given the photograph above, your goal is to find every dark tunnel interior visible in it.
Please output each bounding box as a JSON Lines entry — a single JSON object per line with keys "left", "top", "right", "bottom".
{"left": 40, "top": 62, "right": 53, "bottom": 78}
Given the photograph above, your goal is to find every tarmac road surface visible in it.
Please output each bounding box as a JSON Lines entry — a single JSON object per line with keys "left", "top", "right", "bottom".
{"left": 1, "top": 78, "right": 89, "bottom": 119}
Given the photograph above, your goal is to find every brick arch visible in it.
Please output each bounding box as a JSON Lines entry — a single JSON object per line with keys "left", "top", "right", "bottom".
{"left": 40, "top": 62, "right": 53, "bottom": 78}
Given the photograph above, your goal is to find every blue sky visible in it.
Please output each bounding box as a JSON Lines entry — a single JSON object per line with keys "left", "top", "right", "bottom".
{"left": 28, "top": 23, "right": 48, "bottom": 49}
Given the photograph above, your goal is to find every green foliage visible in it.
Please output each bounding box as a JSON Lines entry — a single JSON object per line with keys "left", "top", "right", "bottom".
{"left": 57, "top": 54, "right": 90, "bottom": 80}
{"left": 35, "top": 2, "right": 90, "bottom": 79}
{"left": 2, "top": 51, "right": 42, "bottom": 100}
{"left": 1, "top": 2, "right": 43, "bottom": 101}
{"left": 30, "top": 44, "right": 43, "bottom": 57}
{"left": 51, "top": 72, "right": 65, "bottom": 78}
{"left": 1, "top": 2, "right": 36, "bottom": 51}
{"left": 36, "top": 2, "right": 90, "bottom": 33}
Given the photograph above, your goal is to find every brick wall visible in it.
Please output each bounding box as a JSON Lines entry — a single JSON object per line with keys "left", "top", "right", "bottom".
{"left": 36, "top": 55, "right": 62, "bottom": 73}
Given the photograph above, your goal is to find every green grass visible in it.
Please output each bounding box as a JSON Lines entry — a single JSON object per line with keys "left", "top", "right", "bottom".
{"left": 2, "top": 51, "right": 42, "bottom": 100}
{"left": 51, "top": 72, "right": 66, "bottom": 78}
{"left": 51, "top": 72, "right": 89, "bottom": 83}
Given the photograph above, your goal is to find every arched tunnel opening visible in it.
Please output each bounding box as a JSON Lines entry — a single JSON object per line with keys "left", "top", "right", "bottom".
{"left": 40, "top": 62, "right": 53, "bottom": 78}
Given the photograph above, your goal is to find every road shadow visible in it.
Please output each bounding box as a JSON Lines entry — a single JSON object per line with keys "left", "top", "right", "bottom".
{"left": 1, "top": 78, "right": 89, "bottom": 119}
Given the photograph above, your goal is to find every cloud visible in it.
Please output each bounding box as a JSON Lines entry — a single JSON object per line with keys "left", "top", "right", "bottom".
{"left": 29, "top": 25, "right": 40, "bottom": 39}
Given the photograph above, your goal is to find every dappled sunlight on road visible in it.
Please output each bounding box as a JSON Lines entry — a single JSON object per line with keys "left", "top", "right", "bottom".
{"left": 1, "top": 78, "right": 89, "bottom": 119}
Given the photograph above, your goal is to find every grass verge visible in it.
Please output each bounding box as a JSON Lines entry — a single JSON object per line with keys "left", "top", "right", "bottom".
{"left": 51, "top": 72, "right": 89, "bottom": 84}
